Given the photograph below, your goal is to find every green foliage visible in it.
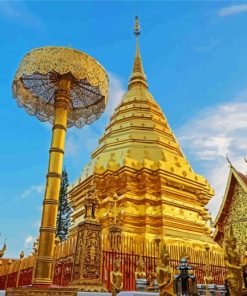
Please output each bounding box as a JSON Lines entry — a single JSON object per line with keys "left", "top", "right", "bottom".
{"left": 56, "top": 168, "right": 72, "bottom": 241}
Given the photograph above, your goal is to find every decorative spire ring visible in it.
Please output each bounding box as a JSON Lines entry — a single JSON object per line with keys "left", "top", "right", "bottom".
{"left": 134, "top": 16, "right": 141, "bottom": 37}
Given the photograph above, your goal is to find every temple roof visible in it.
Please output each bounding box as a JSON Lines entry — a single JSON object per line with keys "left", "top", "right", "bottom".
{"left": 69, "top": 17, "right": 213, "bottom": 201}
{"left": 236, "top": 170, "right": 247, "bottom": 186}
{"left": 214, "top": 162, "right": 247, "bottom": 242}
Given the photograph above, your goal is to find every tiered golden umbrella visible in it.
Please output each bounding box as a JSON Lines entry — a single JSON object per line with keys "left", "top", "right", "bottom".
{"left": 12, "top": 46, "right": 108, "bottom": 286}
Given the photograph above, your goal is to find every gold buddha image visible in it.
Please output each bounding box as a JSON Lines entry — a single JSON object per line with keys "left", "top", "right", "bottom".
{"left": 156, "top": 245, "right": 173, "bottom": 296}
{"left": 110, "top": 259, "right": 123, "bottom": 296}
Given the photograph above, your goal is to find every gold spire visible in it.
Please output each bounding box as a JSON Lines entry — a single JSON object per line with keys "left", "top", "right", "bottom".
{"left": 128, "top": 16, "right": 148, "bottom": 90}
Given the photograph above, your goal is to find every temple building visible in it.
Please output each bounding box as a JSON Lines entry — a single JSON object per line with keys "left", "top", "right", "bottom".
{"left": 68, "top": 17, "right": 221, "bottom": 252}
{"left": 1, "top": 17, "right": 234, "bottom": 292}
{"left": 214, "top": 161, "right": 247, "bottom": 251}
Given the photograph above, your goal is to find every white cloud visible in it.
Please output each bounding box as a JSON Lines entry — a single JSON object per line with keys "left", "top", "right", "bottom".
{"left": 19, "top": 185, "right": 44, "bottom": 200}
{"left": 24, "top": 235, "right": 35, "bottom": 246}
{"left": 65, "top": 72, "right": 125, "bottom": 158}
{"left": 0, "top": 1, "right": 45, "bottom": 29}
{"left": 177, "top": 97, "right": 247, "bottom": 218}
{"left": 65, "top": 136, "right": 79, "bottom": 157}
{"left": 30, "top": 219, "right": 41, "bottom": 230}
{"left": 0, "top": 1, "right": 19, "bottom": 19}
{"left": 65, "top": 125, "right": 100, "bottom": 157}
{"left": 106, "top": 72, "right": 125, "bottom": 115}
{"left": 218, "top": 4, "right": 247, "bottom": 17}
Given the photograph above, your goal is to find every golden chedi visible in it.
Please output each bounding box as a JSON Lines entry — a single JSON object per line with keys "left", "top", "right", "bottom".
{"left": 68, "top": 17, "right": 220, "bottom": 253}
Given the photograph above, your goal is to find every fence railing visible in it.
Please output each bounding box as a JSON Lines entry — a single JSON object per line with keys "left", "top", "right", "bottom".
{"left": 101, "top": 250, "right": 227, "bottom": 292}
{"left": 0, "top": 250, "right": 227, "bottom": 291}
{"left": 0, "top": 233, "right": 226, "bottom": 290}
{"left": 53, "top": 255, "right": 74, "bottom": 286}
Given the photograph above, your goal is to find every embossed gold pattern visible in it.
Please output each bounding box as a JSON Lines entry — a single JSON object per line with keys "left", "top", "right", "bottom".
{"left": 6, "top": 287, "right": 77, "bottom": 296}
{"left": 226, "top": 183, "right": 247, "bottom": 252}
{"left": 13, "top": 47, "right": 108, "bottom": 128}
{"left": 71, "top": 187, "right": 106, "bottom": 292}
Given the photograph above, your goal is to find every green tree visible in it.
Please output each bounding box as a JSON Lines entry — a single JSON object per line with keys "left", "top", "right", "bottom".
{"left": 56, "top": 167, "right": 72, "bottom": 241}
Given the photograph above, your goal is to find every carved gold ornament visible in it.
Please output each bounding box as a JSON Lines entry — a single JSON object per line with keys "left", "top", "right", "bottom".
{"left": 226, "top": 183, "right": 247, "bottom": 254}
{"left": 12, "top": 46, "right": 109, "bottom": 128}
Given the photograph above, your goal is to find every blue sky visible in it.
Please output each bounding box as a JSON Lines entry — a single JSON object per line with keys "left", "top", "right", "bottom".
{"left": 1, "top": 1, "right": 247, "bottom": 257}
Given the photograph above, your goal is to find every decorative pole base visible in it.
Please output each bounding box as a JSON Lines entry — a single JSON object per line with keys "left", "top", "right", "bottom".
{"left": 6, "top": 287, "right": 77, "bottom": 296}
{"left": 70, "top": 217, "right": 107, "bottom": 292}
{"left": 70, "top": 186, "right": 107, "bottom": 293}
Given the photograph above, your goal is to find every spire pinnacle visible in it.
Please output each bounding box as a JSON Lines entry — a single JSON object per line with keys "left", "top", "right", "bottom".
{"left": 134, "top": 15, "right": 141, "bottom": 37}
{"left": 128, "top": 16, "right": 148, "bottom": 90}
{"left": 226, "top": 154, "right": 233, "bottom": 168}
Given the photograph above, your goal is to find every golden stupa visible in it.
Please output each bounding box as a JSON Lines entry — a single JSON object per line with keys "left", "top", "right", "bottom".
{"left": 68, "top": 17, "right": 218, "bottom": 250}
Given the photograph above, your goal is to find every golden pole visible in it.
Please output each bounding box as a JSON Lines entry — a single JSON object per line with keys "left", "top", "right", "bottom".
{"left": 12, "top": 47, "right": 108, "bottom": 292}
{"left": 32, "top": 78, "right": 70, "bottom": 286}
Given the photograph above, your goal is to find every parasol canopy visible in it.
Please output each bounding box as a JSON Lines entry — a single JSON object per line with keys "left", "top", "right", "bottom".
{"left": 12, "top": 46, "right": 109, "bottom": 128}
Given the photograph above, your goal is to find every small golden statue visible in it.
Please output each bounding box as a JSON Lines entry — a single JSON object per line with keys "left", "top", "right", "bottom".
{"left": 156, "top": 245, "right": 173, "bottom": 296}
{"left": 204, "top": 266, "right": 214, "bottom": 296}
{"left": 135, "top": 257, "right": 146, "bottom": 279}
{"left": 110, "top": 259, "right": 123, "bottom": 296}
{"left": 204, "top": 245, "right": 213, "bottom": 286}
{"left": 135, "top": 257, "right": 147, "bottom": 291}
{"left": 224, "top": 226, "right": 243, "bottom": 296}
{"left": 204, "top": 267, "right": 214, "bottom": 285}
{"left": 147, "top": 271, "right": 158, "bottom": 291}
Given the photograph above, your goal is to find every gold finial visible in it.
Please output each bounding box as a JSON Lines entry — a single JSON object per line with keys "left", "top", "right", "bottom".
{"left": 134, "top": 16, "right": 141, "bottom": 37}
{"left": 128, "top": 16, "right": 148, "bottom": 90}
{"left": 20, "top": 250, "right": 24, "bottom": 259}
{"left": 226, "top": 154, "right": 233, "bottom": 168}
{"left": 0, "top": 238, "right": 6, "bottom": 258}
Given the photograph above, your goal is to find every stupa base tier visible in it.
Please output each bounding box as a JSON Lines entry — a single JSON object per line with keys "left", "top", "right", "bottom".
{"left": 6, "top": 281, "right": 107, "bottom": 295}
{"left": 70, "top": 280, "right": 107, "bottom": 292}
{"left": 6, "top": 287, "right": 78, "bottom": 296}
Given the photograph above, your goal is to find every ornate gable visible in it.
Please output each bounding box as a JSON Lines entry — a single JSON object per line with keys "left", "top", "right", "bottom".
{"left": 214, "top": 165, "right": 247, "bottom": 248}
